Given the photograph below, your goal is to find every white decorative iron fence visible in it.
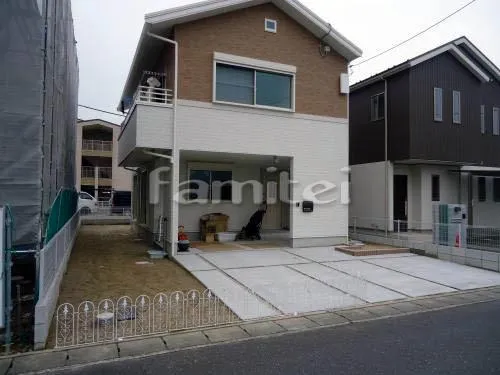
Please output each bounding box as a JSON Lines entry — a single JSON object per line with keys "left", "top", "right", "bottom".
{"left": 55, "top": 290, "right": 239, "bottom": 348}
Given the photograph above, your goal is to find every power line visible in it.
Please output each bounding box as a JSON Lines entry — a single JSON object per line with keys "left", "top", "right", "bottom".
{"left": 78, "top": 104, "right": 126, "bottom": 117}
{"left": 351, "top": 0, "right": 479, "bottom": 68}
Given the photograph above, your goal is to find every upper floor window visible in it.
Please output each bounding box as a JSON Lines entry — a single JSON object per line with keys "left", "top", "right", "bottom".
{"left": 265, "top": 18, "right": 277, "bottom": 33}
{"left": 452, "top": 91, "right": 461, "bottom": 124}
{"left": 493, "top": 107, "right": 500, "bottom": 136}
{"left": 215, "top": 63, "right": 293, "bottom": 110}
{"left": 434, "top": 87, "right": 443, "bottom": 122}
{"left": 481, "top": 105, "right": 486, "bottom": 134}
{"left": 370, "top": 93, "right": 385, "bottom": 121}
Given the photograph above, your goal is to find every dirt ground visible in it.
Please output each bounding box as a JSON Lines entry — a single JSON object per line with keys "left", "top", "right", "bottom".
{"left": 57, "top": 225, "right": 205, "bottom": 306}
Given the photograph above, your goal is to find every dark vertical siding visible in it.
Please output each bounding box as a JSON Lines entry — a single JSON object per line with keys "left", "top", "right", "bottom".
{"left": 408, "top": 52, "right": 500, "bottom": 166}
{"left": 387, "top": 70, "right": 410, "bottom": 160}
{"left": 349, "top": 80, "right": 386, "bottom": 165}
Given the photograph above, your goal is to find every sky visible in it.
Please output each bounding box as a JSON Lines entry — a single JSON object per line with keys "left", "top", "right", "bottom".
{"left": 72, "top": 0, "right": 500, "bottom": 124}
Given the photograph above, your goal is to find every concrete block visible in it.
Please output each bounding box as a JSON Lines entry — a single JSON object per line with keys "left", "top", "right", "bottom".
{"left": 466, "top": 257, "right": 482, "bottom": 268}
{"left": 466, "top": 249, "right": 483, "bottom": 259}
{"left": 452, "top": 256, "right": 466, "bottom": 265}
{"left": 482, "top": 260, "right": 499, "bottom": 272}
{"left": 204, "top": 326, "right": 249, "bottom": 343}
{"left": 435, "top": 294, "right": 471, "bottom": 306}
{"left": 438, "top": 254, "right": 452, "bottom": 262}
{"left": 241, "top": 321, "right": 285, "bottom": 337}
{"left": 275, "top": 317, "right": 318, "bottom": 331}
{"left": 482, "top": 252, "right": 499, "bottom": 262}
{"left": 67, "top": 343, "right": 118, "bottom": 366}
{"left": 437, "top": 246, "right": 452, "bottom": 255}
{"left": 337, "top": 308, "right": 377, "bottom": 322}
{"left": 306, "top": 312, "right": 349, "bottom": 326}
{"left": 389, "top": 301, "right": 425, "bottom": 313}
{"left": 11, "top": 351, "right": 67, "bottom": 374}
{"left": 363, "top": 305, "right": 401, "bottom": 317}
{"left": 118, "top": 337, "right": 166, "bottom": 357}
{"left": 0, "top": 359, "right": 11, "bottom": 375}
{"left": 413, "top": 298, "right": 450, "bottom": 309}
{"left": 164, "top": 331, "right": 208, "bottom": 349}
{"left": 453, "top": 248, "right": 466, "bottom": 257}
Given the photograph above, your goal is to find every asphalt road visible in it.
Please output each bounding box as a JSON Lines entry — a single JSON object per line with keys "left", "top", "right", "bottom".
{"left": 51, "top": 301, "right": 500, "bottom": 375}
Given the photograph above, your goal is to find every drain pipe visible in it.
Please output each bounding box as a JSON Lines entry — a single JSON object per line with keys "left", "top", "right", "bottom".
{"left": 146, "top": 31, "right": 179, "bottom": 257}
{"left": 384, "top": 78, "right": 389, "bottom": 237}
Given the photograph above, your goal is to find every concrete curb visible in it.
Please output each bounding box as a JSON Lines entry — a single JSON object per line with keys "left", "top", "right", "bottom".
{"left": 3, "top": 286, "right": 500, "bottom": 374}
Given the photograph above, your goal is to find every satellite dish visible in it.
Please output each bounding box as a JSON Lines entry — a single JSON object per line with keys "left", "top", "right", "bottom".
{"left": 146, "top": 76, "right": 161, "bottom": 87}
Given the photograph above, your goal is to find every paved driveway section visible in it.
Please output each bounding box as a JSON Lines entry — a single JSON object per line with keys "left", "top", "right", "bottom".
{"left": 225, "top": 266, "right": 364, "bottom": 314}
{"left": 325, "top": 260, "right": 456, "bottom": 297}
{"left": 289, "top": 263, "right": 406, "bottom": 303}
{"left": 366, "top": 256, "right": 500, "bottom": 290}
{"left": 176, "top": 247, "right": 500, "bottom": 320}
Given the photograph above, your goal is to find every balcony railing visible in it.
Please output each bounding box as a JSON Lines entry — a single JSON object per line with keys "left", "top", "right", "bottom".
{"left": 81, "top": 166, "right": 112, "bottom": 180}
{"left": 82, "top": 140, "right": 113, "bottom": 152}
{"left": 135, "top": 86, "right": 173, "bottom": 105}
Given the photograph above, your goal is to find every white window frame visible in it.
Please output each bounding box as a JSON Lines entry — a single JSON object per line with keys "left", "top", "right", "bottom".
{"left": 453, "top": 90, "right": 461, "bottom": 124}
{"left": 213, "top": 52, "right": 296, "bottom": 112}
{"left": 187, "top": 163, "right": 234, "bottom": 203}
{"left": 264, "top": 18, "right": 277, "bottom": 33}
{"left": 493, "top": 107, "right": 500, "bottom": 136}
{"left": 370, "top": 92, "right": 384, "bottom": 121}
{"left": 481, "top": 105, "right": 485, "bottom": 134}
{"left": 434, "top": 87, "right": 443, "bottom": 122}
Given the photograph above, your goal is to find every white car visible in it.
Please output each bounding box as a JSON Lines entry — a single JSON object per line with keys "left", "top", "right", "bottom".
{"left": 78, "top": 191, "right": 97, "bottom": 215}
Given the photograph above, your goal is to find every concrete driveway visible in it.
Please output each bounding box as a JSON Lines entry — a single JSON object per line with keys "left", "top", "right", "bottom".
{"left": 175, "top": 247, "right": 500, "bottom": 320}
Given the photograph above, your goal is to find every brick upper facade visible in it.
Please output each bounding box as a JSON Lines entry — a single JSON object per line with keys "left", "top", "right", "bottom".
{"left": 168, "top": 3, "right": 348, "bottom": 118}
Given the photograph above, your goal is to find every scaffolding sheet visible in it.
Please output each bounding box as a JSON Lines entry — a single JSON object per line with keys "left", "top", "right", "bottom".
{"left": 0, "top": 0, "right": 78, "bottom": 247}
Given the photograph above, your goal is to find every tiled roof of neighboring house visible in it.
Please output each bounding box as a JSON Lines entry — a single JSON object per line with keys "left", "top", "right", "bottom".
{"left": 351, "top": 36, "right": 499, "bottom": 92}
{"left": 118, "top": 0, "right": 363, "bottom": 109}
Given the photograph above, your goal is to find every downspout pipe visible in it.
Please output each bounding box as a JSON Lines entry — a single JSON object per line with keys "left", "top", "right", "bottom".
{"left": 384, "top": 78, "right": 389, "bottom": 237}
{"left": 146, "top": 31, "right": 178, "bottom": 257}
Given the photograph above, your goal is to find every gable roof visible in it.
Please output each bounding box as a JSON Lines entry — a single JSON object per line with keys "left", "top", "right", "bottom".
{"left": 351, "top": 37, "right": 497, "bottom": 92}
{"left": 118, "top": 0, "right": 362, "bottom": 108}
{"left": 78, "top": 119, "right": 121, "bottom": 128}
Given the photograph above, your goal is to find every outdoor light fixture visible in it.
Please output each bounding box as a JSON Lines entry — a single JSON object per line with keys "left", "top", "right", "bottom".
{"left": 266, "top": 166, "right": 278, "bottom": 173}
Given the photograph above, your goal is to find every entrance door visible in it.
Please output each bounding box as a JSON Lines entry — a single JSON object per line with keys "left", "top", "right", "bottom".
{"left": 262, "top": 170, "right": 281, "bottom": 230}
{"left": 393, "top": 175, "right": 408, "bottom": 232}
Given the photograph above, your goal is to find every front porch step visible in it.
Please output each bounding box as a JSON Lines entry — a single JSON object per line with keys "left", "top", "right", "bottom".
{"left": 335, "top": 245, "right": 410, "bottom": 257}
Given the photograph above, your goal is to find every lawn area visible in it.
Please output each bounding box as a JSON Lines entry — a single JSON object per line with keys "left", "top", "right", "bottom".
{"left": 56, "top": 225, "right": 206, "bottom": 305}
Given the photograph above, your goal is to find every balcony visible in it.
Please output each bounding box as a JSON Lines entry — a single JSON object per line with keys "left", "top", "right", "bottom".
{"left": 82, "top": 139, "right": 113, "bottom": 157}
{"left": 81, "top": 166, "right": 113, "bottom": 186}
{"left": 118, "top": 83, "right": 174, "bottom": 167}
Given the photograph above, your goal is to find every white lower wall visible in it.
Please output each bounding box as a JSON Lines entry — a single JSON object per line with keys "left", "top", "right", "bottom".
{"left": 176, "top": 100, "right": 349, "bottom": 242}
{"left": 350, "top": 161, "right": 394, "bottom": 231}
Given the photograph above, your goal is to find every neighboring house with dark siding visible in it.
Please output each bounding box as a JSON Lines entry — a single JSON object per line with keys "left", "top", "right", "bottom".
{"left": 349, "top": 37, "right": 500, "bottom": 231}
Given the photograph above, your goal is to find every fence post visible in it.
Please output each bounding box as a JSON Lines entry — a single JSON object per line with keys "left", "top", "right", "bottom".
{"left": 396, "top": 220, "right": 400, "bottom": 239}
{"left": 353, "top": 217, "right": 357, "bottom": 234}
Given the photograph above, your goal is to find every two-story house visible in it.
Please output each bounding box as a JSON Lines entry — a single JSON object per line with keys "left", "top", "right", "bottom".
{"left": 349, "top": 37, "right": 500, "bottom": 232}
{"left": 117, "top": 0, "right": 362, "bottom": 255}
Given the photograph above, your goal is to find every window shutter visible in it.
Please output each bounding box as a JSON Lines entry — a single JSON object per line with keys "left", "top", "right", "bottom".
{"left": 453, "top": 91, "right": 461, "bottom": 124}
